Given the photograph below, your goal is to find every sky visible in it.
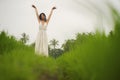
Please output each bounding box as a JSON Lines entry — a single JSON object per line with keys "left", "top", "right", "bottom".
{"left": 0, "top": 0, "right": 120, "bottom": 47}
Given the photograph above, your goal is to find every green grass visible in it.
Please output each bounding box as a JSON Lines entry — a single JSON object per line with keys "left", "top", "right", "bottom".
{"left": 0, "top": 46, "right": 58, "bottom": 80}
{"left": 0, "top": 7, "right": 120, "bottom": 80}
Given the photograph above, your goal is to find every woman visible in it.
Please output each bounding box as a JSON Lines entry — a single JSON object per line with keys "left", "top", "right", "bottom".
{"left": 32, "top": 5, "right": 56, "bottom": 56}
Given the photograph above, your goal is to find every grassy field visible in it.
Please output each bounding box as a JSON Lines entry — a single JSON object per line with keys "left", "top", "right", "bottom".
{"left": 0, "top": 8, "right": 120, "bottom": 80}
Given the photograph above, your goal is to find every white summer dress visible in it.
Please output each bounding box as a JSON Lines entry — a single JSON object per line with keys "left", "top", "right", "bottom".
{"left": 35, "top": 22, "right": 48, "bottom": 56}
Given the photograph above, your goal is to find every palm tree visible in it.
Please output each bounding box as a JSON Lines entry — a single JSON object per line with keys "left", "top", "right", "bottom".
{"left": 49, "top": 39, "right": 59, "bottom": 49}
{"left": 49, "top": 39, "right": 59, "bottom": 58}
{"left": 20, "top": 33, "right": 29, "bottom": 44}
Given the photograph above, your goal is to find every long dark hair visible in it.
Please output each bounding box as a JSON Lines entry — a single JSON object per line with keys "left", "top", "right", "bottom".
{"left": 39, "top": 13, "right": 47, "bottom": 22}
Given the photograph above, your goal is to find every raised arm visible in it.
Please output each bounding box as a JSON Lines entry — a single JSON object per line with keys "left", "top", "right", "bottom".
{"left": 47, "top": 7, "right": 56, "bottom": 24}
{"left": 32, "top": 5, "right": 40, "bottom": 23}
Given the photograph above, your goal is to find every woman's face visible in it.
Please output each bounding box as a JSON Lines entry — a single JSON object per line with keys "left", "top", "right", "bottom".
{"left": 41, "top": 14, "right": 45, "bottom": 20}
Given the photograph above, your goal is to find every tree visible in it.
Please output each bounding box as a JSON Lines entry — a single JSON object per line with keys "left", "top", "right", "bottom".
{"left": 49, "top": 39, "right": 63, "bottom": 58}
{"left": 61, "top": 39, "right": 75, "bottom": 53}
{"left": 49, "top": 39, "right": 59, "bottom": 49}
{"left": 20, "top": 33, "right": 29, "bottom": 44}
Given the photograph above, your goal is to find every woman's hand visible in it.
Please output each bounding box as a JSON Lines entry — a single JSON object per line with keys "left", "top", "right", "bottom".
{"left": 32, "top": 5, "right": 36, "bottom": 9}
{"left": 32, "top": 4, "right": 40, "bottom": 23}
{"left": 52, "top": 7, "right": 56, "bottom": 10}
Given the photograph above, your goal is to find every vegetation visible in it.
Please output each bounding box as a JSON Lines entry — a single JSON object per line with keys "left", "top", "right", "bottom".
{"left": 20, "top": 33, "right": 29, "bottom": 44}
{"left": 0, "top": 6, "right": 120, "bottom": 80}
{"left": 49, "top": 39, "right": 63, "bottom": 58}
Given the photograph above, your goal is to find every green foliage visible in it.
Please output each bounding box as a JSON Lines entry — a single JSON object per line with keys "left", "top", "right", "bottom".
{"left": 49, "top": 48, "right": 63, "bottom": 58}
{"left": 49, "top": 39, "right": 63, "bottom": 58}
{"left": 0, "top": 47, "right": 58, "bottom": 80}
{"left": 0, "top": 31, "right": 24, "bottom": 54}
{"left": 20, "top": 33, "right": 29, "bottom": 44}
